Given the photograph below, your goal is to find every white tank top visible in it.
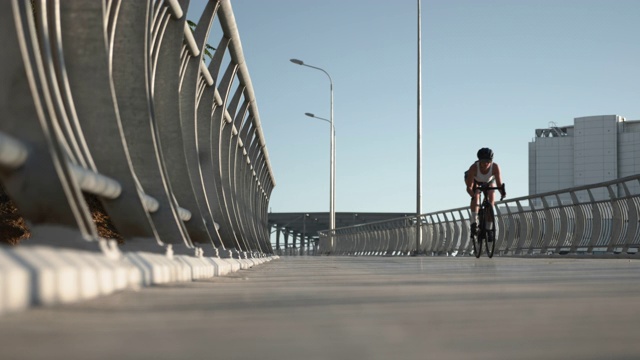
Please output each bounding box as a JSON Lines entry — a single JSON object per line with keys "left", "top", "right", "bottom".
{"left": 474, "top": 162, "right": 495, "bottom": 184}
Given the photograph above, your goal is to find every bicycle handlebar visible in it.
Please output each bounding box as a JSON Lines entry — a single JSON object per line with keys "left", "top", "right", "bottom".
{"left": 472, "top": 182, "right": 507, "bottom": 201}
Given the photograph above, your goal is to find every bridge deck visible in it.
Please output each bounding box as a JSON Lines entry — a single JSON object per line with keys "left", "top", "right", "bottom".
{"left": 1, "top": 256, "right": 639, "bottom": 359}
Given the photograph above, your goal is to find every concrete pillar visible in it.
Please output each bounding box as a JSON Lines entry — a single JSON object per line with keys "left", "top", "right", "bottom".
{"left": 284, "top": 230, "right": 289, "bottom": 253}
{"left": 292, "top": 232, "right": 298, "bottom": 252}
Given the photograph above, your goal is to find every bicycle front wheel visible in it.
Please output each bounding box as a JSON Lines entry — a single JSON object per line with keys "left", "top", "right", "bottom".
{"left": 484, "top": 206, "right": 496, "bottom": 258}
{"left": 471, "top": 218, "right": 482, "bottom": 258}
{"left": 472, "top": 233, "right": 481, "bottom": 258}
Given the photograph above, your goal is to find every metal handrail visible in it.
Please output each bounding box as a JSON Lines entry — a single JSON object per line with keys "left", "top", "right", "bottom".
{"left": 319, "top": 174, "right": 640, "bottom": 256}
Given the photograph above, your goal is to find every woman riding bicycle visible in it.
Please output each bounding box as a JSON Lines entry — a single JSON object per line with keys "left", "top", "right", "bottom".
{"left": 464, "top": 148, "right": 506, "bottom": 236}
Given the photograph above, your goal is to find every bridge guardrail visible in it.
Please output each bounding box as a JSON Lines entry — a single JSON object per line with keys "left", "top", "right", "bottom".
{"left": 0, "top": 0, "right": 274, "bottom": 259}
{"left": 318, "top": 175, "right": 640, "bottom": 257}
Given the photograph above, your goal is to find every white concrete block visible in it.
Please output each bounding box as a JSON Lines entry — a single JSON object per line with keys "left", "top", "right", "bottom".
{"left": 222, "top": 258, "right": 242, "bottom": 272}
{"left": 202, "top": 257, "right": 221, "bottom": 276}
{"left": 0, "top": 248, "right": 30, "bottom": 314}
{"left": 123, "top": 253, "right": 154, "bottom": 286}
{"left": 239, "top": 259, "right": 252, "bottom": 269}
{"left": 241, "top": 260, "right": 249, "bottom": 269}
{"left": 11, "top": 247, "right": 72, "bottom": 306}
{"left": 173, "top": 256, "right": 192, "bottom": 282}
{"left": 1, "top": 244, "right": 273, "bottom": 314}
{"left": 84, "top": 253, "right": 120, "bottom": 294}
{"left": 198, "top": 256, "right": 216, "bottom": 278}
{"left": 55, "top": 249, "right": 101, "bottom": 301}
{"left": 151, "top": 254, "right": 169, "bottom": 283}
{"left": 181, "top": 257, "right": 201, "bottom": 279}
{"left": 175, "top": 255, "right": 215, "bottom": 280}
{"left": 87, "top": 251, "right": 141, "bottom": 292}
{"left": 125, "top": 252, "right": 180, "bottom": 285}
{"left": 40, "top": 250, "right": 80, "bottom": 303}
{"left": 207, "top": 257, "right": 231, "bottom": 276}
{"left": 245, "top": 258, "right": 257, "bottom": 267}
{"left": 145, "top": 253, "right": 192, "bottom": 283}
{"left": 215, "top": 258, "right": 236, "bottom": 275}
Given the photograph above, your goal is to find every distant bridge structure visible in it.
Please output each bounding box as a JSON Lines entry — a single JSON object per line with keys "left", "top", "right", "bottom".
{"left": 268, "top": 212, "right": 409, "bottom": 255}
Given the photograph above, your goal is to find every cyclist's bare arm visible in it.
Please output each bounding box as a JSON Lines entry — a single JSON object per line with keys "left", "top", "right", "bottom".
{"left": 465, "top": 164, "right": 477, "bottom": 197}
{"left": 493, "top": 163, "right": 506, "bottom": 200}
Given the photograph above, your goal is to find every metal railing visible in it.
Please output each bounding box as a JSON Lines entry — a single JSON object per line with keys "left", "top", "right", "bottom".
{"left": 0, "top": 0, "right": 274, "bottom": 259}
{"left": 318, "top": 175, "right": 640, "bottom": 257}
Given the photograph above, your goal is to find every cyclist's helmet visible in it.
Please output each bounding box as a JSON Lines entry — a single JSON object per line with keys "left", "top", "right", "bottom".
{"left": 477, "top": 147, "right": 494, "bottom": 161}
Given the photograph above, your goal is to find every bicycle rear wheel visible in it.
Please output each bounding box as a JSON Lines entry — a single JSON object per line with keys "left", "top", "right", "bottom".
{"left": 484, "top": 205, "right": 496, "bottom": 258}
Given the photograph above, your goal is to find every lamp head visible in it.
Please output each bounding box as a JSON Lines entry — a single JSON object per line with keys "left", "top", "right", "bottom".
{"left": 290, "top": 58, "right": 304, "bottom": 65}
{"left": 304, "top": 112, "right": 315, "bottom": 118}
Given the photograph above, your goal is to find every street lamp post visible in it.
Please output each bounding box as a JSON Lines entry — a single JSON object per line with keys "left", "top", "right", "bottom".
{"left": 290, "top": 59, "right": 336, "bottom": 235}
{"left": 415, "top": 0, "right": 423, "bottom": 255}
{"left": 305, "top": 112, "right": 330, "bottom": 124}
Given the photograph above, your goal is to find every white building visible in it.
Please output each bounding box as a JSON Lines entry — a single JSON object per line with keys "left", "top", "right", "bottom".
{"left": 529, "top": 115, "right": 640, "bottom": 204}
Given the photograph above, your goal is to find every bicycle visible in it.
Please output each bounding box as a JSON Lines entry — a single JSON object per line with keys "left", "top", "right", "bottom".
{"left": 470, "top": 182, "right": 506, "bottom": 258}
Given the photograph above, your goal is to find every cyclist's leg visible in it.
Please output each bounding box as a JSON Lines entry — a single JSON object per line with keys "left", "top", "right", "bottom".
{"left": 470, "top": 192, "right": 481, "bottom": 235}
{"left": 486, "top": 178, "right": 498, "bottom": 205}
{"left": 485, "top": 191, "right": 498, "bottom": 247}
{"left": 470, "top": 193, "right": 481, "bottom": 213}
{"left": 486, "top": 190, "right": 496, "bottom": 231}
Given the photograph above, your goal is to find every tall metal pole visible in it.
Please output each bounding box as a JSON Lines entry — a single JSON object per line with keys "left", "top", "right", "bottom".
{"left": 290, "top": 59, "right": 336, "bottom": 249}
{"left": 330, "top": 79, "right": 335, "bottom": 235}
{"left": 416, "top": 0, "right": 423, "bottom": 254}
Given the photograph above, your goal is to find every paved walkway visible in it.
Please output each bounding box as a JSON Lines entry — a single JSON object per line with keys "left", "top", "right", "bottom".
{"left": 1, "top": 256, "right": 640, "bottom": 359}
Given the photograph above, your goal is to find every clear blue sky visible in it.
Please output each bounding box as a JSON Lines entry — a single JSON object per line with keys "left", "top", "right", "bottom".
{"left": 187, "top": 0, "right": 640, "bottom": 216}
